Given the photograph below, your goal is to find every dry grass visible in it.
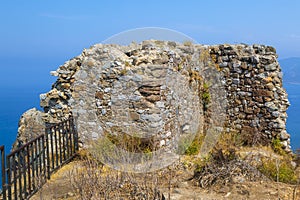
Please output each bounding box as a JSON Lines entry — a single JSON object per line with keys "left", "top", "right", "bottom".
{"left": 68, "top": 155, "right": 175, "bottom": 200}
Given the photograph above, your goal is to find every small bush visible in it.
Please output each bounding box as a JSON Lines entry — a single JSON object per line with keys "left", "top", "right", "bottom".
{"left": 77, "top": 148, "right": 94, "bottom": 160}
{"left": 124, "top": 61, "right": 131, "bottom": 67}
{"left": 199, "top": 49, "right": 210, "bottom": 63}
{"left": 271, "top": 138, "right": 286, "bottom": 155}
{"left": 177, "top": 64, "right": 183, "bottom": 71}
{"left": 214, "top": 131, "right": 242, "bottom": 152}
{"left": 177, "top": 133, "right": 204, "bottom": 156}
{"left": 202, "top": 82, "right": 211, "bottom": 112}
{"left": 193, "top": 149, "right": 265, "bottom": 188}
{"left": 69, "top": 158, "right": 166, "bottom": 199}
{"left": 105, "top": 132, "right": 155, "bottom": 153}
{"left": 193, "top": 155, "right": 212, "bottom": 173}
{"left": 183, "top": 40, "right": 193, "bottom": 46}
{"left": 259, "top": 158, "right": 297, "bottom": 184}
{"left": 188, "top": 70, "right": 202, "bottom": 82}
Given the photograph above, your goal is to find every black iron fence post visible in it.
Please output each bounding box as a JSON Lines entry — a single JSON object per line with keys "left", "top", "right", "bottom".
{"left": 72, "top": 117, "right": 79, "bottom": 152}
{"left": 0, "top": 145, "right": 6, "bottom": 200}
{"left": 45, "top": 127, "right": 51, "bottom": 180}
{"left": 6, "top": 154, "right": 11, "bottom": 199}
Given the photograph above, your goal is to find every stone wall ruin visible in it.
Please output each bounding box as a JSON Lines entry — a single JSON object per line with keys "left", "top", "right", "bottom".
{"left": 14, "top": 40, "right": 291, "bottom": 153}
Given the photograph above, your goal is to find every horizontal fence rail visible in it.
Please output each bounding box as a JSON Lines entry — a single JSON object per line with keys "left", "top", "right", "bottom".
{"left": 0, "top": 117, "right": 78, "bottom": 200}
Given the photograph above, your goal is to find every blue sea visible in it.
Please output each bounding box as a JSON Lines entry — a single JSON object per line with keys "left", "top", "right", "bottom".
{"left": 284, "top": 82, "right": 300, "bottom": 150}
{"left": 0, "top": 87, "right": 43, "bottom": 151}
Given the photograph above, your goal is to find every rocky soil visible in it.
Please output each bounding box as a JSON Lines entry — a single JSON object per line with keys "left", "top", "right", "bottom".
{"left": 29, "top": 156, "right": 300, "bottom": 200}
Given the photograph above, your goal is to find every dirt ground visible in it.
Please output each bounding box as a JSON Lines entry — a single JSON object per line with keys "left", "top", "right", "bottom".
{"left": 29, "top": 160, "right": 300, "bottom": 200}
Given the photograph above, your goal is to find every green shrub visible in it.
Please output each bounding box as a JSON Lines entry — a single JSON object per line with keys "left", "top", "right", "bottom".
{"left": 177, "top": 64, "right": 183, "bottom": 71}
{"left": 193, "top": 155, "right": 212, "bottom": 173}
{"left": 202, "top": 82, "right": 211, "bottom": 111}
{"left": 259, "top": 158, "right": 297, "bottom": 184}
{"left": 202, "top": 92, "right": 210, "bottom": 103}
{"left": 177, "top": 133, "right": 204, "bottom": 156}
{"left": 185, "top": 139, "right": 200, "bottom": 155}
{"left": 105, "top": 132, "right": 154, "bottom": 153}
{"left": 271, "top": 138, "right": 285, "bottom": 155}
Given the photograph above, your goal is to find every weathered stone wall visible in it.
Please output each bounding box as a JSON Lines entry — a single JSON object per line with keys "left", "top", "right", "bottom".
{"left": 208, "top": 44, "right": 290, "bottom": 150}
{"left": 15, "top": 40, "right": 291, "bottom": 152}
{"left": 13, "top": 108, "right": 45, "bottom": 149}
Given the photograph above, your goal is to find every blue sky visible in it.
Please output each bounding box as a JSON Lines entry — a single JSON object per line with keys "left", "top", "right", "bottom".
{"left": 0, "top": 0, "right": 300, "bottom": 88}
{"left": 1, "top": 1, "right": 300, "bottom": 57}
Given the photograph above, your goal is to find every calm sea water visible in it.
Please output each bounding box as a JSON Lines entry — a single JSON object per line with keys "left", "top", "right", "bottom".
{"left": 0, "top": 87, "right": 45, "bottom": 151}
{"left": 284, "top": 82, "right": 300, "bottom": 150}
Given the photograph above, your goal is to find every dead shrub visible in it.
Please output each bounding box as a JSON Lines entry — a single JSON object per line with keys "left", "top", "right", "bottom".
{"left": 68, "top": 156, "right": 170, "bottom": 200}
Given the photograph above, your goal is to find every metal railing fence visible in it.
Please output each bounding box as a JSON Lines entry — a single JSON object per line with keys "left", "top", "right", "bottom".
{"left": 0, "top": 117, "right": 78, "bottom": 200}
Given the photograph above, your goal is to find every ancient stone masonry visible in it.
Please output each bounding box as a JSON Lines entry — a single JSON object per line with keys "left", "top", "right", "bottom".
{"left": 14, "top": 40, "right": 291, "bottom": 152}
{"left": 208, "top": 44, "right": 290, "bottom": 150}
